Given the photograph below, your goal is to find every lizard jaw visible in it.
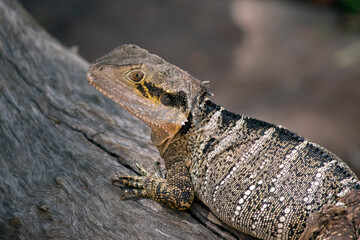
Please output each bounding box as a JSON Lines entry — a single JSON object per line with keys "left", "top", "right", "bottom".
{"left": 87, "top": 71, "right": 184, "bottom": 147}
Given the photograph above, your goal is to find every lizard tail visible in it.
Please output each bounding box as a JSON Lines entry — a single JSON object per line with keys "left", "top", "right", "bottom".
{"left": 299, "top": 190, "right": 360, "bottom": 240}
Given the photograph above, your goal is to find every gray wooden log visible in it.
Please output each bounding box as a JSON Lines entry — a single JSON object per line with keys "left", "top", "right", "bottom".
{"left": 0, "top": 1, "right": 256, "bottom": 239}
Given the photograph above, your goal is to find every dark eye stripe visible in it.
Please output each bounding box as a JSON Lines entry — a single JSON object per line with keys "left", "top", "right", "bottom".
{"left": 136, "top": 84, "right": 148, "bottom": 97}
{"left": 143, "top": 81, "right": 163, "bottom": 98}
{"left": 139, "top": 81, "right": 187, "bottom": 110}
{"left": 169, "top": 91, "right": 187, "bottom": 110}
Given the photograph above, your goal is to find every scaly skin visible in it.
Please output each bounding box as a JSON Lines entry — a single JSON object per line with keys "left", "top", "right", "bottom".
{"left": 87, "top": 44, "right": 360, "bottom": 240}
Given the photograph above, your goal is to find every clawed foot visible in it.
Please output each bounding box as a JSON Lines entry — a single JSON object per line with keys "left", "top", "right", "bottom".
{"left": 112, "top": 175, "right": 147, "bottom": 200}
{"left": 111, "top": 162, "right": 164, "bottom": 200}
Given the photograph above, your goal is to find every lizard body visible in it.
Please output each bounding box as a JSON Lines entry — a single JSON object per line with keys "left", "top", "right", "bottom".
{"left": 87, "top": 45, "right": 360, "bottom": 240}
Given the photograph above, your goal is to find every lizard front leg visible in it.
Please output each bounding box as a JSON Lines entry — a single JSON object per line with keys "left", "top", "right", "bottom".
{"left": 112, "top": 160, "right": 194, "bottom": 210}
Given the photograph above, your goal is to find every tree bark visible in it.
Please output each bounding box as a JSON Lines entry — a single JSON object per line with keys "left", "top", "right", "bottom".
{"left": 0, "top": 1, "right": 256, "bottom": 239}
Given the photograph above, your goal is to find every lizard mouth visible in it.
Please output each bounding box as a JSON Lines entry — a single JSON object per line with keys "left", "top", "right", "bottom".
{"left": 86, "top": 72, "right": 110, "bottom": 97}
{"left": 86, "top": 70, "right": 149, "bottom": 119}
{"left": 86, "top": 72, "right": 121, "bottom": 106}
{"left": 86, "top": 72, "right": 120, "bottom": 107}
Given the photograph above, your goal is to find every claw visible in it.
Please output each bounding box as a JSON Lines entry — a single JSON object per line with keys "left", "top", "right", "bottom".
{"left": 121, "top": 189, "right": 149, "bottom": 200}
{"left": 111, "top": 162, "right": 171, "bottom": 203}
{"left": 111, "top": 175, "right": 122, "bottom": 186}
{"left": 154, "top": 161, "right": 163, "bottom": 178}
{"left": 136, "top": 163, "right": 149, "bottom": 176}
{"left": 112, "top": 175, "right": 145, "bottom": 188}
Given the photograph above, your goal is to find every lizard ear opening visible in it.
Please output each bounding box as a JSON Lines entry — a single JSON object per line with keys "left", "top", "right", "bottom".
{"left": 160, "top": 94, "right": 172, "bottom": 106}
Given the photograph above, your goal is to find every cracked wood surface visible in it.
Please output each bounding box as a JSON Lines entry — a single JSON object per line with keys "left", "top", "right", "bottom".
{"left": 0, "top": 1, "right": 256, "bottom": 239}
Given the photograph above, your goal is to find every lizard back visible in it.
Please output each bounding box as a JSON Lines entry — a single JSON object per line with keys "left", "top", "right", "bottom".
{"left": 165, "top": 100, "right": 360, "bottom": 239}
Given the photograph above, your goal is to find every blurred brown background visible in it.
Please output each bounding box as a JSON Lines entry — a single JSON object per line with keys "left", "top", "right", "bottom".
{"left": 19, "top": 0, "right": 360, "bottom": 176}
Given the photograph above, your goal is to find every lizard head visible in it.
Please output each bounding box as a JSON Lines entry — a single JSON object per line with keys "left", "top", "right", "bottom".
{"left": 87, "top": 44, "right": 207, "bottom": 147}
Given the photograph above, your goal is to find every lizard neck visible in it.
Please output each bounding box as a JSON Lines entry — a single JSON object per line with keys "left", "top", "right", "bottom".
{"left": 156, "top": 99, "right": 220, "bottom": 156}
{"left": 154, "top": 92, "right": 211, "bottom": 155}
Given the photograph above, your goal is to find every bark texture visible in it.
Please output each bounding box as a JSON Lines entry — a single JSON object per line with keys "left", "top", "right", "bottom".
{"left": 0, "top": 1, "right": 256, "bottom": 239}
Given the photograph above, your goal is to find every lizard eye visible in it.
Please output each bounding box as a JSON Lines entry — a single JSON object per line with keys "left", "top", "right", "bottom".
{"left": 128, "top": 70, "right": 145, "bottom": 82}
